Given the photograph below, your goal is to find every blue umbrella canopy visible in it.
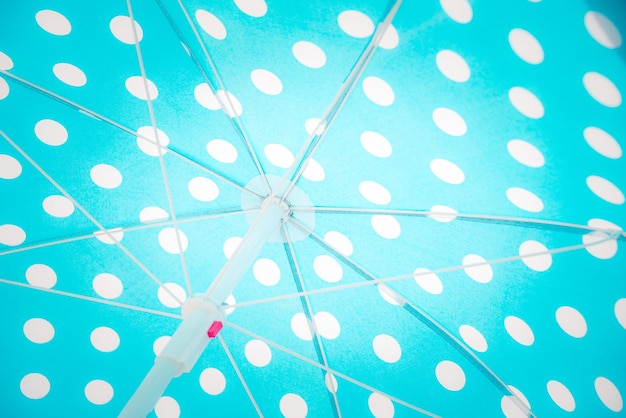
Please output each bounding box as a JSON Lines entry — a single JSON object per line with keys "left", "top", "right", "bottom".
{"left": 1, "top": 0, "right": 625, "bottom": 417}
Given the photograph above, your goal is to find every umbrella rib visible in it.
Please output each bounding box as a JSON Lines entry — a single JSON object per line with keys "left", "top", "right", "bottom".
{"left": 225, "top": 320, "right": 440, "bottom": 418}
{"left": 275, "top": 0, "right": 404, "bottom": 203}
{"left": 292, "top": 218, "right": 534, "bottom": 416}
{"left": 217, "top": 334, "right": 264, "bottom": 418}
{"left": 0, "top": 278, "right": 182, "bottom": 319}
{"left": 224, "top": 229, "right": 620, "bottom": 308}
{"left": 127, "top": 0, "right": 192, "bottom": 296}
{"left": 0, "top": 130, "right": 184, "bottom": 305}
{"left": 166, "top": 0, "right": 271, "bottom": 193}
{"left": 293, "top": 206, "right": 626, "bottom": 239}
{"left": 281, "top": 225, "right": 343, "bottom": 418}
{"left": 0, "top": 208, "right": 258, "bottom": 258}
{"left": 0, "top": 69, "right": 262, "bottom": 200}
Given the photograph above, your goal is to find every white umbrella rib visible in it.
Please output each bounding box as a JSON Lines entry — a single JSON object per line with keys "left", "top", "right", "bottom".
{"left": 0, "top": 278, "right": 182, "bottom": 319}
{"left": 282, "top": 225, "right": 343, "bottom": 418}
{"left": 0, "top": 130, "right": 184, "bottom": 305}
{"left": 167, "top": 0, "right": 272, "bottom": 194}
{"left": 217, "top": 334, "right": 264, "bottom": 418}
{"left": 225, "top": 321, "right": 440, "bottom": 418}
{"left": 127, "top": 0, "right": 191, "bottom": 296}
{"left": 0, "top": 69, "right": 263, "bottom": 200}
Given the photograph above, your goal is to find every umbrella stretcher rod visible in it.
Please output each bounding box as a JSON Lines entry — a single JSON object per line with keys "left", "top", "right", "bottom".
{"left": 119, "top": 197, "right": 288, "bottom": 417}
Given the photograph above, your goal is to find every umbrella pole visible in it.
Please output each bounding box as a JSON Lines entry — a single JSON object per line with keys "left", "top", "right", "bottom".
{"left": 120, "top": 197, "right": 287, "bottom": 417}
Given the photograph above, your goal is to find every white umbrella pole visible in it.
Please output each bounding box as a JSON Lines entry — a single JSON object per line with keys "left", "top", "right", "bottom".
{"left": 120, "top": 197, "right": 287, "bottom": 417}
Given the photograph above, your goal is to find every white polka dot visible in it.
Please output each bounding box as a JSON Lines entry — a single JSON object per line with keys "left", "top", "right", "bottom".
{"left": 547, "top": 380, "right": 575, "bottom": 412}
{"left": 432, "top": 107, "right": 467, "bottom": 136}
{"left": 200, "top": 368, "right": 226, "bottom": 395}
{"left": 583, "top": 219, "right": 620, "bottom": 259}
{"left": 583, "top": 72, "right": 622, "bottom": 107}
{"left": 436, "top": 50, "right": 470, "bottom": 82}
{"left": 188, "top": 176, "right": 219, "bottom": 202}
{"left": 291, "top": 313, "right": 313, "bottom": 341}
{"left": 508, "top": 29, "right": 544, "bottom": 64}
{"left": 509, "top": 87, "right": 544, "bottom": 119}
{"left": 194, "top": 83, "right": 219, "bottom": 110}
{"left": 90, "top": 326, "right": 120, "bottom": 352}
{"left": 462, "top": 254, "right": 493, "bottom": 283}
{"left": 313, "top": 255, "right": 343, "bottom": 283}
{"left": 585, "top": 11, "right": 622, "bottom": 49}
{"left": 436, "top": 360, "right": 466, "bottom": 391}
{"left": 430, "top": 159, "right": 465, "bottom": 184}
{"left": 0, "top": 77, "right": 8, "bottom": 100}
{"left": 53, "top": 63, "right": 86, "bottom": 87}
{"left": 302, "top": 158, "right": 325, "bottom": 182}
{"left": 616, "top": 299, "right": 626, "bottom": 330}
{"left": 153, "top": 336, "right": 170, "bottom": 356}
{"left": 362, "top": 76, "right": 395, "bottom": 106}
{"left": 280, "top": 393, "right": 308, "bottom": 418}
{"left": 93, "top": 273, "right": 123, "bottom": 299}
{"left": 555, "top": 306, "right": 587, "bottom": 338}
{"left": 359, "top": 180, "right": 391, "bottom": 205}
{"left": 136, "top": 126, "right": 170, "bottom": 157}
{"left": 20, "top": 373, "right": 50, "bottom": 399}
{"left": 440, "top": 0, "right": 473, "bottom": 23}
{"left": 506, "top": 187, "right": 544, "bottom": 212}
{"left": 305, "top": 118, "right": 325, "bottom": 135}
{"left": 595, "top": 377, "right": 623, "bottom": 412}
{"left": 206, "top": 139, "right": 238, "bottom": 163}
{"left": 325, "top": 373, "right": 338, "bottom": 393}
{"left": 85, "top": 380, "right": 114, "bottom": 405}
{"left": 158, "top": 283, "right": 187, "bottom": 308}
{"left": 292, "top": 41, "right": 326, "bottom": 68}
{"left": 0, "top": 51, "right": 14, "bottom": 70}
{"left": 26, "top": 264, "right": 57, "bottom": 288}
{"left": 245, "top": 339, "right": 271, "bottom": 367}
{"left": 324, "top": 231, "right": 353, "bottom": 256}
{"left": 93, "top": 228, "right": 124, "bottom": 244}
{"left": 373, "top": 334, "right": 401, "bottom": 363}
{"left": 154, "top": 396, "right": 180, "bottom": 418}
{"left": 380, "top": 25, "right": 399, "bottom": 50}
{"left": 459, "top": 325, "right": 487, "bottom": 352}
{"left": 360, "top": 131, "right": 392, "bottom": 158}
{"left": 140, "top": 207, "right": 168, "bottom": 223}
{"left": 158, "top": 227, "right": 189, "bottom": 254}
{"left": 23, "top": 318, "right": 54, "bottom": 344}
{"left": 36, "top": 10, "right": 71, "bottom": 35}
{"left": 196, "top": 10, "right": 226, "bottom": 40}
{"left": 519, "top": 240, "right": 552, "bottom": 272}
{"left": 90, "top": 164, "right": 122, "bottom": 189}
{"left": 378, "top": 284, "right": 406, "bottom": 306}
{"left": 43, "top": 195, "right": 74, "bottom": 218}
{"left": 0, "top": 154, "right": 21, "bottom": 179}
{"left": 428, "top": 205, "right": 458, "bottom": 222}
{"left": 584, "top": 127, "right": 622, "bottom": 159}
{"left": 371, "top": 215, "right": 401, "bottom": 239}
{"left": 0, "top": 224, "right": 26, "bottom": 246}
{"left": 251, "top": 69, "right": 283, "bottom": 95}
{"left": 505, "top": 316, "right": 534, "bottom": 346}
{"left": 125, "top": 76, "right": 158, "bottom": 100}
{"left": 338, "top": 10, "right": 374, "bottom": 38}
{"left": 501, "top": 386, "right": 531, "bottom": 418}
{"left": 586, "top": 175, "right": 624, "bottom": 204}
{"left": 507, "top": 139, "right": 545, "bottom": 167}
{"left": 253, "top": 258, "right": 280, "bottom": 286}
{"left": 110, "top": 16, "right": 143, "bottom": 44}
{"left": 234, "top": 0, "right": 267, "bottom": 17}
{"left": 368, "top": 392, "right": 394, "bottom": 418}
{"left": 314, "top": 312, "right": 340, "bottom": 340}
{"left": 413, "top": 267, "right": 443, "bottom": 294}
{"left": 265, "top": 143, "right": 294, "bottom": 168}
{"left": 34, "top": 119, "right": 68, "bottom": 146}
{"left": 223, "top": 236, "right": 242, "bottom": 258}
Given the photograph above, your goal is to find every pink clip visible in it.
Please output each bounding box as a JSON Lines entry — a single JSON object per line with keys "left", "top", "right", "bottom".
{"left": 207, "top": 321, "right": 223, "bottom": 338}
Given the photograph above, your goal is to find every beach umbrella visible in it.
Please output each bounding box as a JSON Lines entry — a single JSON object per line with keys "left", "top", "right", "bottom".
{"left": 0, "top": 0, "right": 625, "bottom": 416}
